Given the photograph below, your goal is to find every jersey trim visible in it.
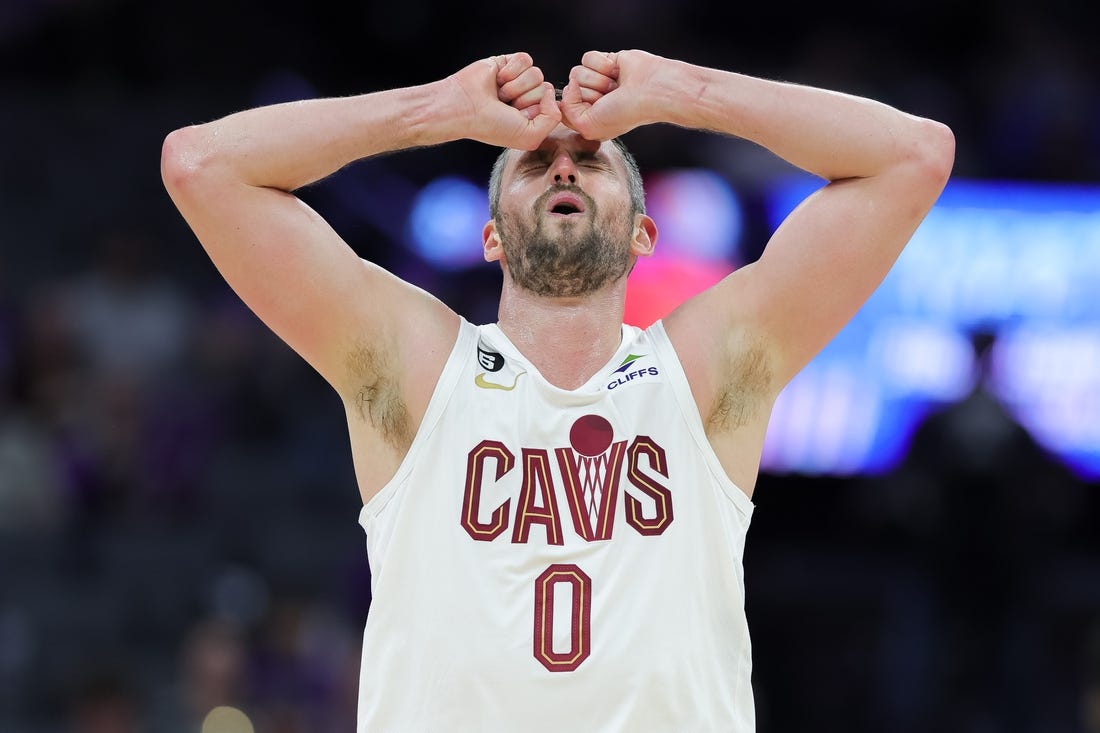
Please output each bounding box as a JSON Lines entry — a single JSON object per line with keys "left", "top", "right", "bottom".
{"left": 359, "top": 318, "right": 479, "bottom": 522}
{"left": 647, "top": 320, "right": 755, "bottom": 520}
{"left": 482, "top": 322, "right": 637, "bottom": 398}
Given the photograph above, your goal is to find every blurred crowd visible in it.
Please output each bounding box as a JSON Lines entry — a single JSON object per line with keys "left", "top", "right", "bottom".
{"left": 1, "top": 227, "right": 368, "bottom": 731}
{"left": 1, "top": 0, "right": 1099, "bottom": 731}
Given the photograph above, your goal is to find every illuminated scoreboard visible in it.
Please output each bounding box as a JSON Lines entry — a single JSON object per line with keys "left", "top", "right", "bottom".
{"left": 761, "top": 177, "right": 1100, "bottom": 479}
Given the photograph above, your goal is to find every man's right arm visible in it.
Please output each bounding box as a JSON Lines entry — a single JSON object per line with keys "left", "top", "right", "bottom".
{"left": 160, "top": 54, "right": 560, "bottom": 398}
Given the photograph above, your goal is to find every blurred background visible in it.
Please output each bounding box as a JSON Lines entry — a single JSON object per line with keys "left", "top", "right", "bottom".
{"left": 1, "top": 0, "right": 1099, "bottom": 731}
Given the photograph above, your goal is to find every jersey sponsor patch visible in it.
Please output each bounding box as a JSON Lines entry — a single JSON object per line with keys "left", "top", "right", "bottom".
{"left": 606, "top": 353, "right": 660, "bottom": 390}
{"left": 477, "top": 342, "right": 505, "bottom": 372}
{"left": 474, "top": 338, "right": 525, "bottom": 390}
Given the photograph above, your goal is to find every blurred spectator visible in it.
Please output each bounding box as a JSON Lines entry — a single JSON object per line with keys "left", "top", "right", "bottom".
{"left": 66, "top": 671, "right": 140, "bottom": 733}
{"left": 0, "top": 254, "right": 66, "bottom": 532}
{"left": 34, "top": 226, "right": 213, "bottom": 519}
{"left": 177, "top": 618, "right": 248, "bottom": 728}
{"left": 182, "top": 616, "right": 247, "bottom": 717}
{"left": 248, "top": 599, "right": 359, "bottom": 733}
{"left": 0, "top": 396, "right": 66, "bottom": 532}
{"left": 895, "top": 331, "right": 1084, "bottom": 730}
{"left": 59, "top": 227, "right": 193, "bottom": 388}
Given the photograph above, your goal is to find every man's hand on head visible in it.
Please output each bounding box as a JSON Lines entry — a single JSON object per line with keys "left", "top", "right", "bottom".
{"left": 560, "top": 50, "right": 662, "bottom": 141}
{"left": 446, "top": 52, "right": 560, "bottom": 151}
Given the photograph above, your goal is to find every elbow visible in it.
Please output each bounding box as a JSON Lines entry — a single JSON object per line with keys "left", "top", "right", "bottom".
{"left": 909, "top": 118, "right": 956, "bottom": 191}
{"left": 160, "top": 125, "right": 216, "bottom": 197}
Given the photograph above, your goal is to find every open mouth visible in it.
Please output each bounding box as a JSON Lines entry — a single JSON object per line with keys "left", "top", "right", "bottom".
{"left": 546, "top": 191, "right": 587, "bottom": 217}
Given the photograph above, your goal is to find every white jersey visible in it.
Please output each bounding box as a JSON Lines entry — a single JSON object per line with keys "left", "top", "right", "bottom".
{"left": 357, "top": 319, "right": 755, "bottom": 732}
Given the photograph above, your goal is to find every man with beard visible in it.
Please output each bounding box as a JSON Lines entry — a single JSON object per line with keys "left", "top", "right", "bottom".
{"left": 162, "top": 50, "right": 953, "bottom": 731}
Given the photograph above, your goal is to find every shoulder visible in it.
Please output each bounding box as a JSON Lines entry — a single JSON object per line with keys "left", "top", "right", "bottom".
{"left": 340, "top": 286, "right": 463, "bottom": 441}
{"left": 660, "top": 282, "right": 779, "bottom": 436}
{"left": 342, "top": 313, "right": 468, "bottom": 502}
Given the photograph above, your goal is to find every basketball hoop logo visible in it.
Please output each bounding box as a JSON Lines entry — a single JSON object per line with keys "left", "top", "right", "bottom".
{"left": 555, "top": 415, "right": 627, "bottom": 542}
{"left": 461, "top": 419, "right": 673, "bottom": 545}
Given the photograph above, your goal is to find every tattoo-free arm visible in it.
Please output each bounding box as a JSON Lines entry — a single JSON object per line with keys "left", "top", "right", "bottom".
{"left": 161, "top": 54, "right": 560, "bottom": 395}
{"left": 565, "top": 50, "right": 954, "bottom": 392}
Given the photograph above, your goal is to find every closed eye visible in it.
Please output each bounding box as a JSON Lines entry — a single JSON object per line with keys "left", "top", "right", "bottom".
{"left": 519, "top": 163, "right": 548, "bottom": 175}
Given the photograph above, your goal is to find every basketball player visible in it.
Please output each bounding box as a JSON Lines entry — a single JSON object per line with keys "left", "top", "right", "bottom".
{"left": 161, "top": 50, "right": 953, "bottom": 731}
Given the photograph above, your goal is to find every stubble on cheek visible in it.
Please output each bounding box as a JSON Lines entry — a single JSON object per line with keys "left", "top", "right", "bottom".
{"left": 498, "top": 208, "right": 633, "bottom": 298}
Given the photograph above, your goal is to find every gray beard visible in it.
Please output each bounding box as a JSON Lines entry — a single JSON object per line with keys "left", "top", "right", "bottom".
{"left": 498, "top": 187, "right": 633, "bottom": 298}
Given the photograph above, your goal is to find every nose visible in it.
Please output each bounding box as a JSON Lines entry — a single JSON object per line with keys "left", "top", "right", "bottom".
{"left": 549, "top": 152, "right": 577, "bottom": 185}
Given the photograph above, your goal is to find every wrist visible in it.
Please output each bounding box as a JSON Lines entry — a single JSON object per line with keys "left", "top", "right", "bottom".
{"left": 646, "top": 58, "right": 734, "bottom": 131}
{"left": 400, "top": 78, "right": 468, "bottom": 148}
{"left": 651, "top": 59, "right": 715, "bottom": 129}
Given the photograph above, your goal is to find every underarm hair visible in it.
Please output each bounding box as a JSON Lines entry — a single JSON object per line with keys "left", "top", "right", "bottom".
{"left": 707, "top": 341, "right": 771, "bottom": 434}
{"left": 346, "top": 341, "right": 412, "bottom": 450}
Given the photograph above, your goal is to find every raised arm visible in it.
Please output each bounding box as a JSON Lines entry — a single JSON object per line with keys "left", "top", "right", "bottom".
{"left": 567, "top": 51, "right": 951, "bottom": 382}
{"left": 562, "top": 50, "right": 953, "bottom": 493}
{"left": 161, "top": 54, "right": 560, "bottom": 397}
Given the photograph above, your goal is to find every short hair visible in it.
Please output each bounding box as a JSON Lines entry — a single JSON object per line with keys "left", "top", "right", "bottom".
{"left": 487, "top": 137, "right": 646, "bottom": 220}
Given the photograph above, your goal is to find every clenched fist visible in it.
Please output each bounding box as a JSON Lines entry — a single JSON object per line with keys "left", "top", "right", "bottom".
{"left": 560, "top": 50, "right": 669, "bottom": 141}
{"left": 444, "top": 52, "right": 561, "bottom": 151}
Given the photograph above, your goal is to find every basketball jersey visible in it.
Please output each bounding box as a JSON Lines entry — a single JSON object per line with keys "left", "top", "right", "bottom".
{"left": 357, "top": 319, "right": 756, "bottom": 732}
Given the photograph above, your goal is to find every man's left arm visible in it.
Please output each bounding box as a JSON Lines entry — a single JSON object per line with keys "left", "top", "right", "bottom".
{"left": 562, "top": 50, "right": 954, "bottom": 393}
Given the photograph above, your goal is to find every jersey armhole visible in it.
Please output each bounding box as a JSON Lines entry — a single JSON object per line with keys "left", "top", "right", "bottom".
{"left": 647, "top": 320, "right": 755, "bottom": 521}
{"left": 359, "top": 318, "right": 479, "bottom": 523}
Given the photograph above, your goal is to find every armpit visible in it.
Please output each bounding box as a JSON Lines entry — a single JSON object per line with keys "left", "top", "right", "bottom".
{"left": 346, "top": 342, "right": 412, "bottom": 451}
{"left": 706, "top": 341, "right": 772, "bottom": 435}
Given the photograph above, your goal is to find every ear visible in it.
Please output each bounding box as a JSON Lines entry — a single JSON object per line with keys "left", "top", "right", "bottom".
{"left": 629, "top": 214, "right": 658, "bottom": 258}
{"left": 483, "top": 220, "right": 504, "bottom": 263}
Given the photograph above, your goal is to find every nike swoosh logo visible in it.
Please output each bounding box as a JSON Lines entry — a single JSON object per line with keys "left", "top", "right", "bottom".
{"left": 475, "top": 371, "right": 526, "bottom": 391}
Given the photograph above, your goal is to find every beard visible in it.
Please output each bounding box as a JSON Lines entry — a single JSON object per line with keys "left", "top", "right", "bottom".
{"left": 497, "top": 186, "right": 634, "bottom": 298}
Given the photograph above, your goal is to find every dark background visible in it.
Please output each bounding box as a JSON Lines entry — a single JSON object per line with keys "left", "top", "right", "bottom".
{"left": 1, "top": 0, "right": 1099, "bottom": 731}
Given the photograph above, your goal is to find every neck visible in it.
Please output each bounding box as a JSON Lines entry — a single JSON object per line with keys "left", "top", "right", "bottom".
{"left": 496, "top": 277, "right": 627, "bottom": 390}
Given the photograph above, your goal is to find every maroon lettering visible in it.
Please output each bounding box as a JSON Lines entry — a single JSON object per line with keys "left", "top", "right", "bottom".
{"left": 625, "top": 436, "right": 674, "bottom": 535}
{"left": 512, "top": 449, "right": 564, "bottom": 545}
{"left": 463, "top": 434, "right": 674, "bottom": 543}
{"left": 533, "top": 564, "right": 592, "bottom": 672}
{"left": 555, "top": 441, "right": 627, "bottom": 542}
{"left": 461, "top": 440, "right": 513, "bottom": 541}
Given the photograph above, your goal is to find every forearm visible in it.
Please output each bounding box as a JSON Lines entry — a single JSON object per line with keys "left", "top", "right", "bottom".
{"left": 653, "top": 58, "right": 950, "bottom": 182}
{"left": 163, "top": 79, "right": 459, "bottom": 193}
